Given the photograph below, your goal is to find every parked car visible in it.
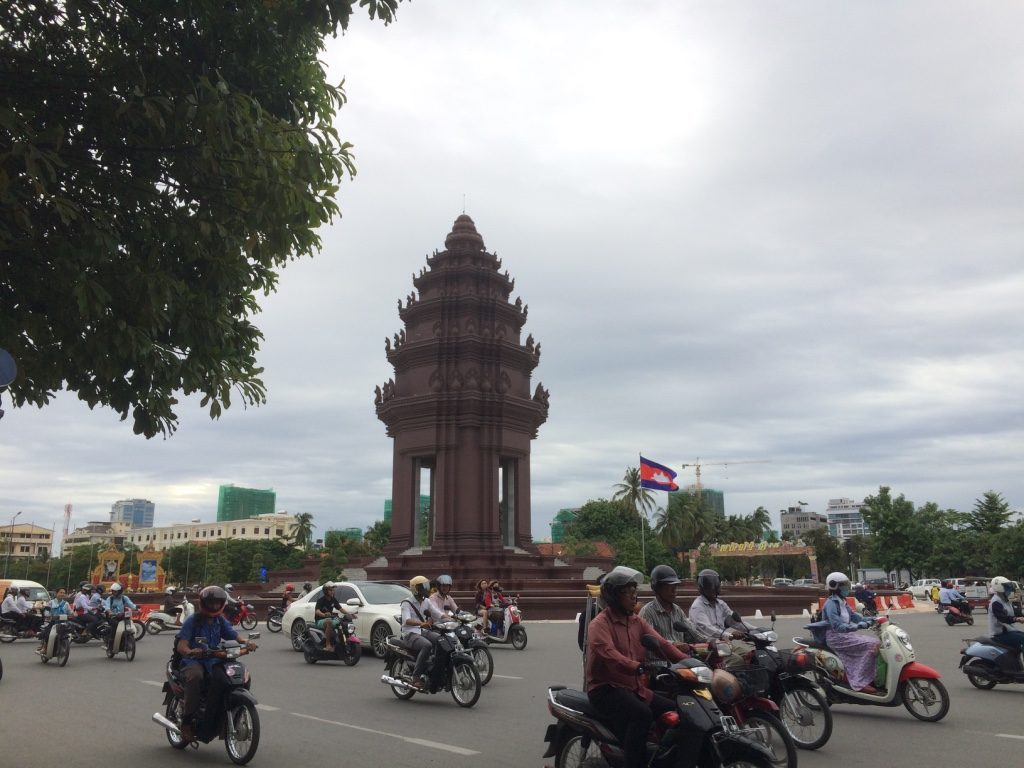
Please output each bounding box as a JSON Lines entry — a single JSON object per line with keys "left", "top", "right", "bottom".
{"left": 792, "top": 579, "right": 822, "bottom": 588}
{"left": 771, "top": 578, "right": 794, "bottom": 587}
{"left": 907, "top": 579, "right": 942, "bottom": 600}
{"left": 282, "top": 580, "right": 409, "bottom": 658}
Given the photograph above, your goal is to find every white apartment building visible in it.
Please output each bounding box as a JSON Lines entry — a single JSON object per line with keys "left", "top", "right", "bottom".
{"left": 827, "top": 497, "right": 869, "bottom": 540}
{"left": 123, "top": 512, "right": 297, "bottom": 551}
{"left": 780, "top": 507, "right": 829, "bottom": 537}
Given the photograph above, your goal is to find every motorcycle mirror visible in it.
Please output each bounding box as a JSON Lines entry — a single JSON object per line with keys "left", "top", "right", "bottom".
{"left": 671, "top": 620, "right": 687, "bottom": 633}
{"left": 246, "top": 632, "right": 261, "bottom": 641}
{"left": 641, "top": 634, "right": 663, "bottom": 654}
{"left": 730, "top": 610, "right": 742, "bottom": 622}
{"left": 770, "top": 611, "right": 777, "bottom": 624}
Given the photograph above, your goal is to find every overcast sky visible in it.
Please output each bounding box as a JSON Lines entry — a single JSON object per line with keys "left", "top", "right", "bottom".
{"left": 3, "top": 1, "right": 1022, "bottom": 547}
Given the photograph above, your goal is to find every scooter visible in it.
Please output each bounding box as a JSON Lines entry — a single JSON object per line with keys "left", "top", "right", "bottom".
{"left": 453, "top": 610, "right": 494, "bottom": 685}
{"left": 941, "top": 604, "right": 974, "bottom": 626}
{"left": 960, "top": 634, "right": 1024, "bottom": 689}
{"left": 300, "top": 606, "right": 362, "bottom": 665}
{"left": 792, "top": 615, "right": 949, "bottom": 721}
{"left": 381, "top": 617, "right": 483, "bottom": 707}
{"left": 225, "top": 599, "right": 258, "bottom": 631}
{"left": 105, "top": 606, "right": 137, "bottom": 661}
{"left": 68, "top": 613, "right": 112, "bottom": 644}
{"left": 265, "top": 606, "right": 285, "bottom": 633}
{"left": 38, "top": 614, "right": 73, "bottom": 666}
{"left": 543, "top": 636, "right": 776, "bottom": 768}
{"left": 146, "top": 598, "right": 195, "bottom": 635}
{"left": 152, "top": 633, "right": 261, "bottom": 765}
{"left": 480, "top": 595, "right": 527, "bottom": 650}
{"left": 0, "top": 615, "right": 42, "bottom": 643}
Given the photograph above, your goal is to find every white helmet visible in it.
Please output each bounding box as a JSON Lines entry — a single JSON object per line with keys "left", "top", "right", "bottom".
{"left": 825, "top": 572, "right": 850, "bottom": 591}
{"left": 165, "top": 587, "right": 176, "bottom": 595}
{"left": 110, "top": 582, "right": 123, "bottom": 593}
{"left": 990, "top": 576, "right": 1014, "bottom": 598}
{"left": 323, "top": 581, "right": 337, "bottom": 590}
{"left": 224, "top": 583, "right": 234, "bottom": 592}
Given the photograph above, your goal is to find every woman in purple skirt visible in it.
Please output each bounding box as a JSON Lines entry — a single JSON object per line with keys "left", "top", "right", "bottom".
{"left": 822, "top": 571, "right": 882, "bottom": 694}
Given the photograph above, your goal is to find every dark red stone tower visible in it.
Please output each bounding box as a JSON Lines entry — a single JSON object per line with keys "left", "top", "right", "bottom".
{"left": 374, "top": 214, "right": 550, "bottom": 557}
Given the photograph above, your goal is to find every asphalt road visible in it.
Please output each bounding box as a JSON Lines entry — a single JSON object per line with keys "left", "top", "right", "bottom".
{"left": 1, "top": 610, "right": 1021, "bottom": 768}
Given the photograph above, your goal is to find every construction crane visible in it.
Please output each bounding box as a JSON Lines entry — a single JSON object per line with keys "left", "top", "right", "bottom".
{"left": 679, "top": 459, "right": 771, "bottom": 498}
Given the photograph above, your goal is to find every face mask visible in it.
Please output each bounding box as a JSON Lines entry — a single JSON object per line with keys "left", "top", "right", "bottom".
{"left": 838, "top": 585, "right": 851, "bottom": 598}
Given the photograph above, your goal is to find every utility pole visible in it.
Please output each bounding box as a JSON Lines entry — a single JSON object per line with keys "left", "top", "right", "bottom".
{"left": 3, "top": 510, "right": 22, "bottom": 578}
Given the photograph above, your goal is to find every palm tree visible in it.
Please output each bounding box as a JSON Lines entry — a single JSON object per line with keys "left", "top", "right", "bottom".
{"left": 289, "top": 512, "right": 315, "bottom": 551}
{"left": 613, "top": 467, "right": 657, "bottom": 521}
{"left": 655, "top": 492, "right": 711, "bottom": 551}
{"left": 750, "top": 506, "right": 772, "bottom": 541}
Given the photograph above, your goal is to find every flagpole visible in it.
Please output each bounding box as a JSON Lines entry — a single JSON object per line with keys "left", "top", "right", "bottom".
{"left": 638, "top": 454, "right": 646, "bottom": 571}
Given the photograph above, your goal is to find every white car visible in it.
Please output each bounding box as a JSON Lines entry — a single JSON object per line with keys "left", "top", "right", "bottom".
{"left": 282, "top": 580, "right": 409, "bottom": 658}
{"left": 907, "top": 579, "right": 941, "bottom": 600}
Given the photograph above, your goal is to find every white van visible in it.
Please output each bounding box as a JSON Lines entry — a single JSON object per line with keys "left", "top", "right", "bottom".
{"left": 0, "top": 578, "right": 50, "bottom": 607}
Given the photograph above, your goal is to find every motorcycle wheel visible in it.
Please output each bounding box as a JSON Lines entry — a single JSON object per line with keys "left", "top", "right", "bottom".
{"left": 124, "top": 633, "right": 136, "bottom": 662}
{"left": 266, "top": 614, "right": 283, "bottom": 633}
{"left": 900, "top": 677, "right": 950, "bottom": 721}
{"left": 57, "top": 636, "right": 70, "bottom": 667}
{"left": 963, "top": 657, "right": 998, "bottom": 690}
{"left": 40, "top": 646, "right": 50, "bottom": 663}
{"left": 145, "top": 618, "right": 164, "bottom": 636}
{"left": 966, "top": 616, "right": 974, "bottom": 626}
{"left": 471, "top": 645, "right": 494, "bottom": 685}
{"left": 133, "top": 620, "right": 147, "bottom": 640}
{"left": 370, "top": 621, "right": 393, "bottom": 658}
{"left": 0, "top": 629, "right": 16, "bottom": 644}
{"left": 510, "top": 625, "right": 528, "bottom": 650}
{"left": 289, "top": 619, "right": 307, "bottom": 652}
{"left": 449, "top": 658, "right": 482, "bottom": 708}
{"left": 388, "top": 657, "right": 416, "bottom": 700}
{"left": 555, "top": 734, "right": 604, "bottom": 768}
{"left": 225, "top": 701, "right": 261, "bottom": 765}
{"left": 303, "top": 645, "right": 318, "bottom": 664}
{"left": 342, "top": 644, "right": 360, "bottom": 667}
{"left": 740, "top": 712, "right": 798, "bottom": 768}
{"left": 779, "top": 684, "right": 832, "bottom": 750}
{"left": 105, "top": 640, "right": 115, "bottom": 659}
{"left": 165, "top": 699, "right": 188, "bottom": 750}
{"left": 241, "top": 616, "right": 257, "bottom": 631}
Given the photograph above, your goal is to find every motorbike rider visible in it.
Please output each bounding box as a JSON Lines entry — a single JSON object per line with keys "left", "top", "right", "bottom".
{"left": 822, "top": 571, "right": 882, "bottom": 694}
{"left": 163, "top": 587, "right": 184, "bottom": 623}
{"left": 72, "top": 584, "right": 101, "bottom": 634}
{"left": 939, "top": 581, "right": 970, "bottom": 614}
{"left": 987, "top": 577, "right": 1024, "bottom": 654}
{"left": 688, "top": 569, "right": 753, "bottom": 668}
{"left": 175, "top": 585, "right": 256, "bottom": 744}
{"left": 638, "top": 565, "right": 703, "bottom": 662}
{"left": 14, "top": 586, "right": 43, "bottom": 632}
{"left": 280, "top": 583, "right": 296, "bottom": 610}
{"left": 36, "top": 587, "right": 71, "bottom": 654}
{"left": 585, "top": 567, "right": 685, "bottom": 768}
{"left": 298, "top": 582, "right": 314, "bottom": 599}
{"left": 314, "top": 581, "right": 350, "bottom": 653}
{"left": 2, "top": 586, "right": 31, "bottom": 632}
{"left": 853, "top": 583, "right": 877, "bottom": 613}
{"left": 429, "top": 574, "right": 459, "bottom": 617}
{"left": 401, "top": 575, "right": 443, "bottom": 691}
{"left": 102, "top": 582, "right": 137, "bottom": 652}
{"left": 473, "top": 579, "right": 491, "bottom": 635}
{"left": 222, "top": 583, "right": 240, "bottom": 622}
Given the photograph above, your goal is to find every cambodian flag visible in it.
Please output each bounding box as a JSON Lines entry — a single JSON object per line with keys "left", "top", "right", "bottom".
{"left": 639, "top": 456, "right": 679, "bottom": 492}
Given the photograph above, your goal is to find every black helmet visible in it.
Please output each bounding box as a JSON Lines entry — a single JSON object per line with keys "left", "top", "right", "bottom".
{"left": 697, "top": 569, "right": 721, "bottom": 601}
{"left": 94, "top": 584, "right": 105, "bottom": 595}
{"left": 79, "top": 580, "right": 90, "bottom": 591}
{"left": 599, "top": 566, "right": 643, "bottom": 609}
{"left": 303, "top": 582, "right": 312, "bottom": 592}
{"left": 651, "top": 565, "right": 681, "bottom": 590}
{"left": 199, "top": 585, "right": 228, "bottom": 617}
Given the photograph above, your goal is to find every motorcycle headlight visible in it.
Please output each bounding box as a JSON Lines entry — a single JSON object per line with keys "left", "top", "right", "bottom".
{"left": 893, "top": 628, "right": 912, "bottom": 651}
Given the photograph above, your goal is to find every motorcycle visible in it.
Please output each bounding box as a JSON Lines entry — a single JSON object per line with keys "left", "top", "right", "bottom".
{"left": 792, "top": 615, "right": 949, "bottom": 721}
{"left": 381, "top": 617, "right": 483, "bottom": 707}
{"left": 301, "top": 606, "right": 362, "bottom": 665}
{"left": 481, "top": 594, "right": 527, "bottom": 650}
{"left": 960, "top": 634, "right": 1024, "bottom": 689}
{"left": 701, "top": 615, "right": 830, "bottom": 755}
{"left": 0, "top": 614, "right": 42, "bottom": 643}
{"left": 38, "top": 613, "right": 73, "bottom": 666}
{"left": 941, "top": 604, "right": 973, "bottom": 627}
{"left": 543, "top": 636, "right": 776, "bottom": 768}
{"left": 453, "top": 610, "right": 494, "bottom": 685}
{"left": 265, "top": 605, "right": 284, "bottom": 633}
{"left": 146, "top": 598, "right": 196, "bottom": 635}
{"left": 68, "top": 613, "right": 112, "bottom": 644}
{"left": 105, "top": 606, "right": 137, "bottom": 661}
{"left": 225, "top": 599, "right": 258, "bottom": 631}
{"left": 152, "top": 633, "right": 261, "bottom": 765}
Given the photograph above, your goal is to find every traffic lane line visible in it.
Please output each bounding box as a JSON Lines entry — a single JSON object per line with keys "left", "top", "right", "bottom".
{"left": 290, "top": 712, "right": 479, "bottom": 756}
{"left": 490, "top": 674, "right": 522, "bottom": 680}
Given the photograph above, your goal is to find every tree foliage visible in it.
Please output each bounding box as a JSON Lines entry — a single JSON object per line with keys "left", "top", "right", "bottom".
{"left": 288, "top": 512, "right": 315, "bottom": 551}
{"left": 0, "top": 0, "right": 401, "bottom": 437}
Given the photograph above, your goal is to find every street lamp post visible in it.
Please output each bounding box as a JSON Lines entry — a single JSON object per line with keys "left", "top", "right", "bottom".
{"left": 3, "top": 510, "right": 23, "bottom": 578}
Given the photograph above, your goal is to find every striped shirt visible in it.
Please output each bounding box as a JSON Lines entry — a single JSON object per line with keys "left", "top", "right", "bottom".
{"left": 637, "top": 599, "right": 709, "bottom": 662}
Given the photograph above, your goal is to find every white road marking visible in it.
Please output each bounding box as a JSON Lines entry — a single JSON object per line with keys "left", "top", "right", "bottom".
{"left": 256, "top": 704, "right": 280, "bottom": 712}
{"left": 291, "top": 712, "right": 479, "bottom": 755}
{"left": 995, "top": 734, "right": 1024, "bottom": 741}
{"left": 139, "top": 680, "right": 163, "bottom": 687}
{"left": 491, "top": 674, "right": 523, "bottom": 680}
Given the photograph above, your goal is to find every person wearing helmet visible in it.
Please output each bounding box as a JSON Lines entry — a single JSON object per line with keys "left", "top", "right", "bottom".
{"left": 314, "top": 581, "right": 351, "bottom": 653}
{"left": 585, "top": 566, "right": 684, "bottom": 768}
{"left": 299, "top": 581, "right": 314, "bottom": 599}
{"left": 938, "top": 582, "right": 969, "bottom": 615}
{"left": 429, "top": 575, "right": 459, "bottom": 617}
{"left": 689, "top": 569, "right": 754, "bottom": 668}
{"left": 101, "top": 582, "right": 137, "bottom": 652}
{"left": 15, "top": 587, "right": 43, "bottom": 632}
{"left": 821, "top": 571, "right": 881, "bottom": 695}
{"left": 162, "top": 586, "right": 184, "bottom": 622}
{"left": 280, "top": 583, "right": 296, "bottom": 610}
{"left": 402, "top": 575, "right": 443, "bottom": 690}
{"left": 853, "top": 582, "right": 878, "bottom": 614}
{"left": 89, "top": 584, "right": 105, "bottom": 614}
{"left": 222, "top": 583, "right": 241, "bottom": 622}
{"left": 987, "top": 577, "right": 1024, "bottom": 652}
{"left": 638, "top": 565, "right": 706, "bottom": 661}
{"left": 175, "top": 585, "right": 256, "bottom": 743}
